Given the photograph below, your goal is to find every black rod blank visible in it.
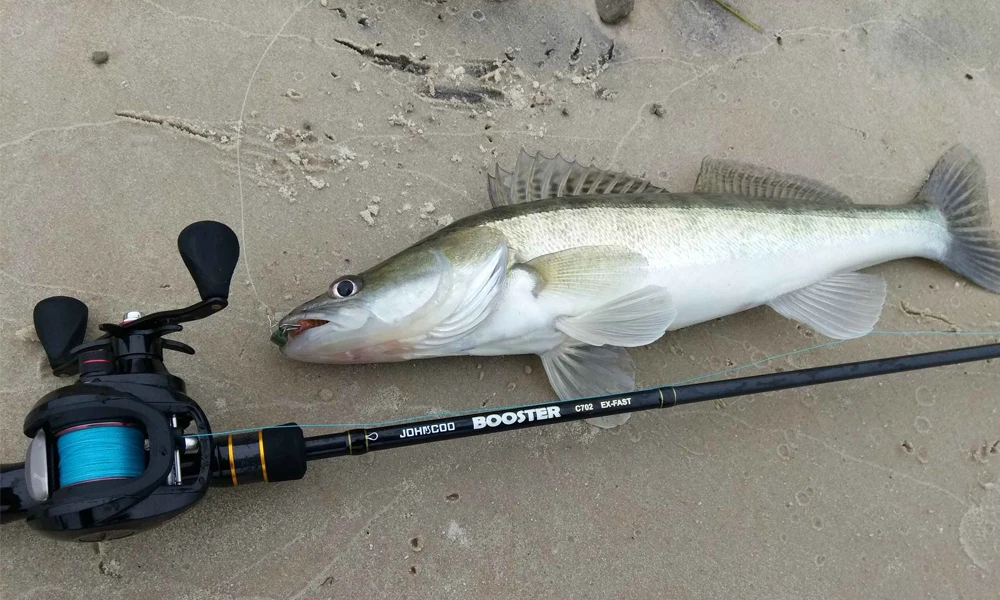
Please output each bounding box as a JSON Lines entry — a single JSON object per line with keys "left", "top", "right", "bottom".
{"left": 302, "top": 342, "right": 999, "bottom": 461}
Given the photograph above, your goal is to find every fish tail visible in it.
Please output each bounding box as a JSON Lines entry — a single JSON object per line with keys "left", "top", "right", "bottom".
{"left": 916, "top": 144, "right": 1000, "bottom": 292}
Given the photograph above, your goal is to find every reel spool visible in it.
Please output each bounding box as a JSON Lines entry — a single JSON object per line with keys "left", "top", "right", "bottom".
{"left": 24, "top": 419, "right": 150, "bottom": 501}
{"left": 56, "top": 422, "right": 146, "bottom": 487}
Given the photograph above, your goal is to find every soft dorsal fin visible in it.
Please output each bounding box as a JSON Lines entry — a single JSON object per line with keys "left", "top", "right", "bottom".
{"left": 695, "top": 157, "right": 855, "bottom": 204}
{"left": 487, "top": 148, "right": 669, "bottom": 207}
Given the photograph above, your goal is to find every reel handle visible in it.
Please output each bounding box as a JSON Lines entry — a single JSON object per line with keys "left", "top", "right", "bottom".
{"left": 93, "top": 220, "right": 240, "bottom": 337}
{"left": 32, "top": 296, "right": 89, "bottom": 370}
{"left": 177, "top": 221, "right": 240, "bottom": 303}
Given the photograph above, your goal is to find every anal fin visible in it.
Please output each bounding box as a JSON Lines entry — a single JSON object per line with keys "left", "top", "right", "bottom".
{"left": 767, "top": 272, "right": 887, "bottom": 339}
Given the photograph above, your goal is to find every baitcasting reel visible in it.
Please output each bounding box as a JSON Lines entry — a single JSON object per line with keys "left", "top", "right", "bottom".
{"left": 0, "top": 221, "right": 306, "bottom": 541}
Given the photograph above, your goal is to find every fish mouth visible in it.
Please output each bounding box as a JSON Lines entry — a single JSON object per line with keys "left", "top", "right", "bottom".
{"left": 270, "top": 318, "right": 329, "bottom": 347}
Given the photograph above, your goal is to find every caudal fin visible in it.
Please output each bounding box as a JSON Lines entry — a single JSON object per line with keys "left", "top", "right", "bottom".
{"left": 917, "top": 144, "right": 1000, "bottom": 292}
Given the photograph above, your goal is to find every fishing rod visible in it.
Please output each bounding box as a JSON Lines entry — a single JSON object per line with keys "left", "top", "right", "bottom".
{"left": 0, "top": 221, "right": 997, "bottom": 543}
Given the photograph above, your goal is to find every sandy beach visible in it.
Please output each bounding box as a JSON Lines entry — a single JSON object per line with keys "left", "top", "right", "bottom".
{"left": 2, "top": 1, "right": 998, "bottom": 598}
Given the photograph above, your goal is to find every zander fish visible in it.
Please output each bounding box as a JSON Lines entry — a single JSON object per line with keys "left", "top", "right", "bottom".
{"left": 271, "top": 144, "right": 1000, "bottom": 428}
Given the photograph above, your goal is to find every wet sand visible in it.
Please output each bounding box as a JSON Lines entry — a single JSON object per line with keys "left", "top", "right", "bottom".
{"left": 1, "top": 1, "right": 998, "bottom": 598}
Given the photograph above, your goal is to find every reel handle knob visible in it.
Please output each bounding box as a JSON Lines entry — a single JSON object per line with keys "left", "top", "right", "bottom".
{"left": 32, "top": 296, "right": 89, "bottom": 369}
{"left": 177, "top": 221, "right": 240, "bottom": 302}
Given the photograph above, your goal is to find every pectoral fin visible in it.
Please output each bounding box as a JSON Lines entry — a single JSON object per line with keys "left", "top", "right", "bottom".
{"left": 540, "top": 344, "right": 636, "bottom": 429}
{"left": 767, "top": 272, "right": 887, "bottom": 339}
{"left": 555, "top": 286, "right": 676, "bottom": 347}
{"left": 695, "top": 156, "right": 855, "bottom": 204}
{"left": 524, "top": 246, "right": 675, "bottom": 347}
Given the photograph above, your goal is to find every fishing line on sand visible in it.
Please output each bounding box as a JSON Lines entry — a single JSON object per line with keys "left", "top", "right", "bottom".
{"left": 187, "top": 329, "right": 1000, "bottom": 438}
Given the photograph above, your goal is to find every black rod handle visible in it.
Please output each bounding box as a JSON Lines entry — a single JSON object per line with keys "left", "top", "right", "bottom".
{"left": 177, "top": 221, "right": 240, "bottom": 302}
{"left": 208, "top": 424, "right": 307, "bottom": 487}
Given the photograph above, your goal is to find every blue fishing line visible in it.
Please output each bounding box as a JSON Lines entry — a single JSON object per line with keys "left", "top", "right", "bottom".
{"left": 188, "top": 329, "right": 1000, "bottom": 438}
{"left": 57, "top": 424, "right": 146, "bottom": 487}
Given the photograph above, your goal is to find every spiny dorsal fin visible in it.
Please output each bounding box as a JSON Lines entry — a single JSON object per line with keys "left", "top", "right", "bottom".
{"left": 695, "top": 157, "right": 855, "bottom": 204}
{"left": 487, "top": 148, "right": 669, "bottom": 208}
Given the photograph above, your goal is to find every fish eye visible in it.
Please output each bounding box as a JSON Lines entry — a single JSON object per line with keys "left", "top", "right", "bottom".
{"left": 329, "top": 275, "right": 362, "bottom": 299}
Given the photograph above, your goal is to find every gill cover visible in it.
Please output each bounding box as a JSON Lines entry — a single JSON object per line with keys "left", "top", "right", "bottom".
{"left": 275, "top": 226, "right": 510, "bottom": 361}
{"left": 402, "top": 229, "right": 509, "bottom": 351}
